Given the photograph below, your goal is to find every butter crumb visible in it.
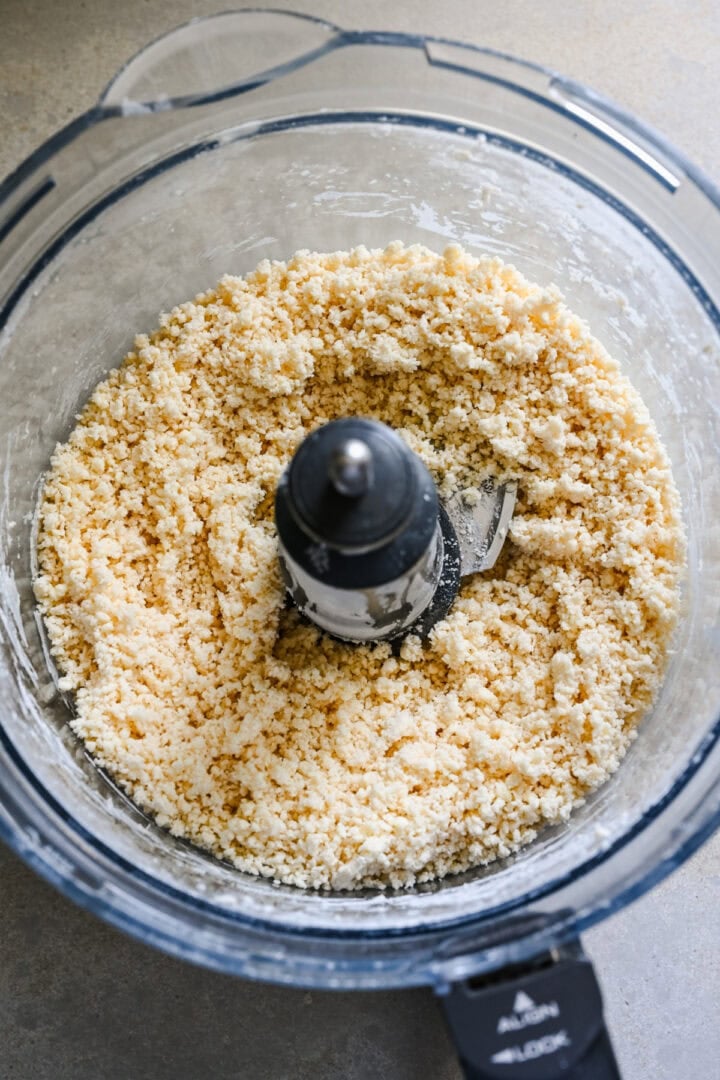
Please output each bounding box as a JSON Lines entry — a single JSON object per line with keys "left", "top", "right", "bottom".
{"left": 34, "top": 243, "right": 685, "bottom": 890}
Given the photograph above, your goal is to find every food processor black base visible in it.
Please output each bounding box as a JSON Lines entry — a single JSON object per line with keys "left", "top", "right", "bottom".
{"left": 440, "top": 938, "right": 620, "bottom": 1079}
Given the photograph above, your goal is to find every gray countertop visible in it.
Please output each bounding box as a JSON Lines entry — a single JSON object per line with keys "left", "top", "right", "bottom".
{"left": 1, "top": 2, "right": 719, "bottom": 1077}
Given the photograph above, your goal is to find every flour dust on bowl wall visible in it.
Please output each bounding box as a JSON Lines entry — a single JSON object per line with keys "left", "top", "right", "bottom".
{"left": 0, "top": 9, "right": 719, "bottom": 1080}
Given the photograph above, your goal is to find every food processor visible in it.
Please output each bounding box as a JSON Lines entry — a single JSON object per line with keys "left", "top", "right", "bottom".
{"left": 1, "top": 9, "right": 719, "bottom": 1077}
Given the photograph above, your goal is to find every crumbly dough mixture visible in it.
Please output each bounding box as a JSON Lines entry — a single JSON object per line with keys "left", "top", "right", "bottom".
{"left": 35, "top": 243, "right": 685, "bottom": 890}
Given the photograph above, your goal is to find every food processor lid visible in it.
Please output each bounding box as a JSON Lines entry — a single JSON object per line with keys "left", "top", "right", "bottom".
{"left": 0, "top": 7, "right": 719, "bottom": 992}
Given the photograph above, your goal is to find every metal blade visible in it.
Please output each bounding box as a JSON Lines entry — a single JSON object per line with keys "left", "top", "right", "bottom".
{"left": 444, "top": 477, "right": 517, "bottom": 577}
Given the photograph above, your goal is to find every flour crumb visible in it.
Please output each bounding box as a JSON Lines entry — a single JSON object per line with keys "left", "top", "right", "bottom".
{"left": 34, "top": 243, "right": 685, "bottom": 890}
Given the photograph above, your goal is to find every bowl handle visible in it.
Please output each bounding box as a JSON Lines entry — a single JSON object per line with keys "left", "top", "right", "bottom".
{"left": 100, "top": 9, "right": 341, "bottom": 112}
{"left": 439, "top": 938, "right": 622, "bottom": 1079}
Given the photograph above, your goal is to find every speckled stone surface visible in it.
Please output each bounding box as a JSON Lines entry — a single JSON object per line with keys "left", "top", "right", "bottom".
{"left": 1, "top": 2, "right": 719, "bottom": 1077}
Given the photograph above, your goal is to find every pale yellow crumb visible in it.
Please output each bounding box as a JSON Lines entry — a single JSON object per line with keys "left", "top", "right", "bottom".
{"left": 34, "top": 242, "right": 685, "bottom": 890}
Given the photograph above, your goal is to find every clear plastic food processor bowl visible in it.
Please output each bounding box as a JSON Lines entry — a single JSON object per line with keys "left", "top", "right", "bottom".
{"left": 1, "top": 10, "right": 719, "bottom": 989}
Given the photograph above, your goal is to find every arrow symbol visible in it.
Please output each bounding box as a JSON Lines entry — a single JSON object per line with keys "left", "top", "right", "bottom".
{"left": 491, "top": 1048, "right": 518, "bottom": 1065}
{"left": 513, "top": 991, "right": 536, "bottom": 1013}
